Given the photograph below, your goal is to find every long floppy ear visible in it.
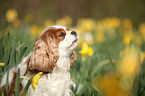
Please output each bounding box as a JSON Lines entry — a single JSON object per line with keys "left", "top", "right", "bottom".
{"left": 70, "top": 50, "right": 77, "bottom": 68}
{"left": 29, "top": 29, "right": 59, "bottom": 72}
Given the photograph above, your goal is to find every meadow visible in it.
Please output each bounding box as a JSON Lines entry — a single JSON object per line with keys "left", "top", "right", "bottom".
{"left": 0, "top": 9, "right": 145, "bottom": 96}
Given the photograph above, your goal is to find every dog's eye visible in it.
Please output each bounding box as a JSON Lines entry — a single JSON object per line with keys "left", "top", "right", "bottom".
{"left": 59, "top": 32, "right": 65, "bottom": 37}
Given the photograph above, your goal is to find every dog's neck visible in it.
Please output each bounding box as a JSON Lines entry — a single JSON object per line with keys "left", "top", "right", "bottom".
{"left": 56, "top": 56, "right": 70, "bottom": 71}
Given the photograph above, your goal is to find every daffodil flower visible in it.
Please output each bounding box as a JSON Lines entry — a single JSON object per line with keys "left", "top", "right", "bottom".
{"left": 31, "top": 72, "right": 43, "bottom": 91}
{"left": 118, "top": 46, "right": 140, "bottom": 76}
{"left": 20, "top": 72, "right": 43, "bottom": 92}
{"left": 80, "top": 42, "right": 89, "bottom": 55}
{"left": 123, "top": 34, "right": 131, "bottom": 44}
{"left": 0, "top": 63, "right": 5, "bottom": 66}
{"left": 79, "top": 42, "right": 93, "bottom": 60}
{"left": 88, "top": 47, "right": 93, "bottom": 56}
{"left": 6, "top": 9, "right": 18, "bottom": 23}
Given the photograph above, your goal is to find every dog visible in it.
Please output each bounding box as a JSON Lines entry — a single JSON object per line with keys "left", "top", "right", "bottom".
{"left": 0, "top": 25, "right": 79, "bottom": 96}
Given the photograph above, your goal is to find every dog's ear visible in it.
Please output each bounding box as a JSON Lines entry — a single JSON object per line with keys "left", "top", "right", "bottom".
{"left": 70, "top": 50, "right": 77, "bottom": 68}
{"left": 29, "top": 28, "right": 59, "bottom": 72}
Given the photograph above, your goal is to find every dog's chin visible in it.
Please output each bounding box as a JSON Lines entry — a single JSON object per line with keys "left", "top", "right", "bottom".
{"left": 69, "top": 39, "right": 78, "bottom": 50}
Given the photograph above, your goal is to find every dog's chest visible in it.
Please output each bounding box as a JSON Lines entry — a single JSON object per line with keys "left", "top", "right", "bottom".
{"left": 28, "top": 69, "right": 72, "bottom": 96}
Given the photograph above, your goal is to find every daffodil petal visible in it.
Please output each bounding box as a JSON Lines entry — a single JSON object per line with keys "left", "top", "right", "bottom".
{"left": 88, "top": 47, "right": 93, "bottom": 56}
{"left": 0, "top": 63, "right": 5, "bottom": 66}
{"left": 80, "top": 42, "right": 89, "bottom": 55}
{"left": 31, "top": 72, "right": 43, "bottom": 91}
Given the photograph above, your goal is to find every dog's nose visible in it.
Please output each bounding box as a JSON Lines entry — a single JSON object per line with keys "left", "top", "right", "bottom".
{"left": 71, "top": 31, "right": 77, "bottom": 36}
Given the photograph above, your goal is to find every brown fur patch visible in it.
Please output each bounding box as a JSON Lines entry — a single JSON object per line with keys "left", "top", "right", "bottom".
{"left": 70, "top": 51, "right": 77, "bottom": 68}
{"left": 41, "top": 27, "right": 66, "bottom": 46}
{"left": 66, "top": 27, "right": 69, "bottom": 31}
{"left": 29, "top": 27, "right": 67, "bottom": 72}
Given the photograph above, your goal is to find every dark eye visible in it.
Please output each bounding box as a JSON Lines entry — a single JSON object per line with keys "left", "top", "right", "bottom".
{"left": 59, "top": 32, "right": 65, "bottom": 37}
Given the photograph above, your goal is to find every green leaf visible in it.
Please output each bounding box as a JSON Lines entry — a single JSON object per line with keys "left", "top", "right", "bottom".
{"left": 6, "top": 70, "right": 10, "bottom": 96}
{"left": 20, "top": 75, "right": 34, "bottom": 96}
{"left": 10, "top": 42, "right": 16, "bottom": 67}
{"left": 14, "top": 49, "right": 17, "bottom": 66}
{"left": 132, "top": 60, "right": 145, "bottom": 96}
{"left": 18, "top": 47, "right": 27, "bottom": 61}
{"left": 14, "top": 69, "right": 20, "bottom": 96}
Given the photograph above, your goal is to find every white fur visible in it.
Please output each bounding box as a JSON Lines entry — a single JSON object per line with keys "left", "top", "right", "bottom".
{"left": 57, "top": 30, "right": 79, "bottom": 70}
{"left": 0, "top": 25, "right": 78, "bottom": 96}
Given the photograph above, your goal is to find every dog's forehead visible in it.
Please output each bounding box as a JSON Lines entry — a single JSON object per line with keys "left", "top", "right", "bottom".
{"left": 51, "top": 25, "right": 67, "bottom": 30}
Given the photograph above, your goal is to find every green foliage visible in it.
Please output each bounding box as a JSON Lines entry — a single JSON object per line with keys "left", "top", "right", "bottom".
{"left": 132, "top": 60, "right": 145, "bottom": 96}
{"left": 0, "top": 24, "right": 34, "bottom": 96}
{"left": 71, "top": 33, "right": 123, "bottom": 96}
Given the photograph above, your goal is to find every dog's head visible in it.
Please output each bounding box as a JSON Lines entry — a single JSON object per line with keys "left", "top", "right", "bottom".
{"left": 29, "top": 25, "right": 79, "bottom": 72}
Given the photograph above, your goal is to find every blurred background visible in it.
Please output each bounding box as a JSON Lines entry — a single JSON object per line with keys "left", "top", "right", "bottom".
{"left": 0, "top": 0, "right": 145, "bottom": 96}
{"left": 1, "top": 0, "right": 145, "bottom": 26}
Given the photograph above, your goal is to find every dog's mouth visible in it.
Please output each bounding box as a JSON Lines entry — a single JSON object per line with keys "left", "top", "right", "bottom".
{"left": 72, "top": 39, "right": 78, "bottom": 44}
{"left": 69, "top": 39, "right": 78, "bottom": 48}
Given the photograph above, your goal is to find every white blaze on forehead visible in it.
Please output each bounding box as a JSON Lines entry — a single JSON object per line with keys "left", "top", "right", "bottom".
{"left": 50, "top": 25, "right": 67, "bottom": 30}
{"left": 40, "top": 25, "right": 67, "bottom": 36}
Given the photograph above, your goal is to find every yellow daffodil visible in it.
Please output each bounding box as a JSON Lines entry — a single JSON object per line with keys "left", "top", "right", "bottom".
{"left": 102, "top": 17, "right": 120, "bottom": 29}
{"left": 123, "top": 18, "right": 133, "bottom": 31}
{"left": 6, "top": 9, "right": 18, "bottom": 23}
{"left": 123, "top": 34, "right": 131, "bottom": 44}
{"left": 31, "top": 72, "right": 43, "bottom": 91}
{"left": 30, "top": 25, "right": 39, "bottom": 35}
{"left": 56, "top": 16, "right": 72, "bottom": 26}
{"left": 30, "top": 25, "right": 40, "bottom": 39}
{"left": 141, "top": 52, "right": 145, "bottom": 63}
{"left": 77, "top": 18, "right": 95, "bottom": 32}
{"left": 0, "top": 63, "right": 5, "bottom": 66}
{"left": 44, "top": 20, "right": 54, "bottom": 28}
{"left": 80, "top": 42, "right": 89, "bottom": 55}
{"left": 20, "top": 72, "right": 43, "bottom": 92}
{"left": 110, "top": 17, "right": 120, "bottom": 28}
{"left": 139, "top": 23, "right": 145, "bottom": 34}
{"left": 79, "top": 42, "right": 93, "bottom": 60}
{"left": 118, "top": 46, "right": 141, "bottom": 76}
{"left": 139, "top": 23, "right": 145, "bottom": 40}
{"left": 93, "top": 74, "right": 129, "bottom": 96}
{"left": 88, "top": 47, "right": 93, "bottom": 56}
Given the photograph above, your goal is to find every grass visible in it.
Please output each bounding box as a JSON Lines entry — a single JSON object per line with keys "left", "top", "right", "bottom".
{"left": 0, "top": 17, "right": 145, "bottom": 96}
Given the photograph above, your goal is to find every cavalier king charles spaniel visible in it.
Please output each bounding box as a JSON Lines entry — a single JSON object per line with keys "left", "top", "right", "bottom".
{"left": 0, "top": 25, "right": 79, "bottom": 96}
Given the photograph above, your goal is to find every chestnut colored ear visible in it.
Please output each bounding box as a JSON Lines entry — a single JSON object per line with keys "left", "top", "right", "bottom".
{"left": 70, "top": 50, "right": 77, "bottom": 68}
{"left": 29, "top": 36, "right": 59, "bottom": 72}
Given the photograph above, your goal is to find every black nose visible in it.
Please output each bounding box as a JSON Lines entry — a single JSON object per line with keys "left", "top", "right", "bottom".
{"left": 71, "top": 31, "right": 77, "bottom": 36}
